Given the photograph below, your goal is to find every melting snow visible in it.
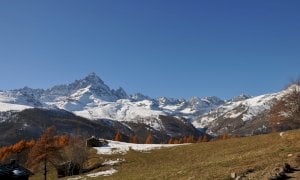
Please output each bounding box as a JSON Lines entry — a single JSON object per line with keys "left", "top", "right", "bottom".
{"left": 102, "top": 158, "right": 125, "bottom": 166}
{"left": 12, "top": 170, "right": 22, "bottom": 175}
{"left": 86, "top": 168, "right": 117, "bottom": 177}
{"left": 67, "top": 176, "right": 86, "bottom": 180}
{"left": 94, "top": 140, "right": 185, "bottom": 155}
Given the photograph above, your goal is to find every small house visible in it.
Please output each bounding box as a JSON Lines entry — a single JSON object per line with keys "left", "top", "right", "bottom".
{"left": 86, "top": 137, "right": 108, "bottom": 147}
{"left": 0, "top": 160, "right": 33, "bottom": 180}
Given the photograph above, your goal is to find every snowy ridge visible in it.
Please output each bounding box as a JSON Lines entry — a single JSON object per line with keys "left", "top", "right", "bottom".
{"left": 192, "top": 85, "right": 298, "bottom": 131}
{"left": 0, "top": 73, "right": 224, "bottom": 131}
{"left": 1, "top": 73, "right": 296, "bottom": 134}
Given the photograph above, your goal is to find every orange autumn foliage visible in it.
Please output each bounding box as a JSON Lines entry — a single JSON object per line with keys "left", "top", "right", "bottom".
{"left": 187, "top": 135, "right": 195, "bottom": 143}
{"left": 174, "top": 139, "right": 179, "bottom": 144}
{"left": 0, "top": 139, "right": 36, "bottom": 162}
{"left": 130, "top": 135, "right": 139, "bottom": 144}
{"left": 145, "top": 133, "right": 153, "bottom": 144}
{"left": 168, "top": 138, "right": 174, "bottom": 144}
{"left": 114, "top": 132, "right": 122, "bottom": 142}
{"left": 26, "top": 126, "right": 66, "bottom": 177}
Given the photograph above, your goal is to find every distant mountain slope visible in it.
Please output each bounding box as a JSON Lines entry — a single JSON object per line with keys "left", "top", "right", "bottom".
{"left": 0, "top": 108, "right": 203, "bottom": 146}
{"left": 192, "top": 85, "right": 300, "bottom": 136}
{"left": 0, "top": 73, "right": 299, "bottom": 139}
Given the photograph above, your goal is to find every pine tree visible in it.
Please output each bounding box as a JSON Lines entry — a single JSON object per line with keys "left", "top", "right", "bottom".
{"left": 145, "top": 133, "right": 153, "bottom": 144}
{"left": 114, "top": 132, "right": 122, "bottom": 142}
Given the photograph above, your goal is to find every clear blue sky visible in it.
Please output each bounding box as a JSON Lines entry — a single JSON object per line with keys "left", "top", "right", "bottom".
{"left": 0, "top": 1, "right": 299, "bottom": 99}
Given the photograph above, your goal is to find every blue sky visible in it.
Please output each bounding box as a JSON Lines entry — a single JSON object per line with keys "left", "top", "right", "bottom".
{"left": 0, "top": 1, "right": 299, "bottom": 99}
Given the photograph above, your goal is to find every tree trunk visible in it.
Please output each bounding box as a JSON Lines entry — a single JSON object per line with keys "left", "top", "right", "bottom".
{"left": 44, "top": 158, "right": 47, "bottom": 180}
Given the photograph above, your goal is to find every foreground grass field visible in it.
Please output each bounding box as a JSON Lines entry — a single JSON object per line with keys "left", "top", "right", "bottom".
{"left": 31, "top": 129, "right": 300, "bottom": 180}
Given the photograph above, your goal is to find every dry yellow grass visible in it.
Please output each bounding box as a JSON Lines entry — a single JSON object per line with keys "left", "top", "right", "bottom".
{"left": 31, "top": 129, "right": 300, "bottom": 180}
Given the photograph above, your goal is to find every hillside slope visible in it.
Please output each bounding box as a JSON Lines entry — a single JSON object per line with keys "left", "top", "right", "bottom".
{"left": 193, "top": 85, "right": 300, "bottom": 136}
{"left": 0, "top": 109, "right": 202, "bottom": 146}
{"left": 103, "top": 131, "right": 300, "bottom": 179}
{"left": 30, "top": 129, "right": 300, "bottom": 180}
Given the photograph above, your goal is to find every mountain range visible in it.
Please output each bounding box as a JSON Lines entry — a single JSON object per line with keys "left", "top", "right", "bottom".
{"left": 0, "top": 73, "right": 299, "bottom": 146}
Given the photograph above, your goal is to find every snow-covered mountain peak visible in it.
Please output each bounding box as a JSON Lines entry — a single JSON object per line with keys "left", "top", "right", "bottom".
{"left": 112, "top": 87, "right": 128, "bottom": 100}
{"left": 201, "top": 96, "right": 224, "bottom": 105}
{"left": 0, "top": 73, "right": 226, "bottom": 131}
{"left": 68, "top": 73, "right": 109, "bottom": 92}
{"left": 43, "top": 73, "right": 123, "bottom": 102}
{"left": 79, "top": 72, "right": 105, "bottom": 88}
{"left": 130, "top": 93, "right": 152, "bottom": 101}
{"left": 231, "top": 94, "right": 252, "bottom": 102}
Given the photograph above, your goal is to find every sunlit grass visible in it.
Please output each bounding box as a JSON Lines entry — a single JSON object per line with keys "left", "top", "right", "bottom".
{"left": 31, "top": 130, "right": 300, "bottom": 180}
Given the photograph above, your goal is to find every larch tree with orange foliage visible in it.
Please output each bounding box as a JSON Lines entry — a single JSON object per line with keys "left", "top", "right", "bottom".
{"left": 0, "top": 139, "right": 36, "bottom": 163}
{"left": 26, "top": 126, "right": 66, "bottom": 180}
{"left": 183, "top": 136, "right": 188, "bottom": 143}
{"left": 221, "top": 133, "right": 229, "bottom": 140}
{"left": 130, "top": 135, "right": 139, "bottom": 144}
{"left": 145, "top": 133, "right": 153, "bottom": 144}
{"left": 197, "top": 136, "right": 203, "bottom": 143}
{"left": 187, "top": 135, "right": 194, "bottom": 143}
{"left": 114, "top": 132, "right": 122, "bottom": 142}
{"left": 168, "top": 138, "right": 174, "bottom": 144}
{"left": 202, "top": 135, "right": 209, "bottom": 142}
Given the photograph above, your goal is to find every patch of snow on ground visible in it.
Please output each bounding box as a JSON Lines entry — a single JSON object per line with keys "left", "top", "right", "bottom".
{"left": 94, "top": 140, "right": 186, "bottom": 155}
{"left": 102, "top": 158, "right": 125, "bottom": 166}
{"left": 280, "top": 132, "right": 285, "bottom": 137}
{"left": 67, "top": 176, "right": 86, "bottom": 180}
{"left": 86, "top": 168, "right": 117, "bottom": 177}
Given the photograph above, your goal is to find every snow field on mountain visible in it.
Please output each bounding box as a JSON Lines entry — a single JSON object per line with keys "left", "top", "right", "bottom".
{"left": 0, "top": 102, "right": 33, "bottom": 112}
{"left": 193, "top": 85, "right": 299, "bottom": 129}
